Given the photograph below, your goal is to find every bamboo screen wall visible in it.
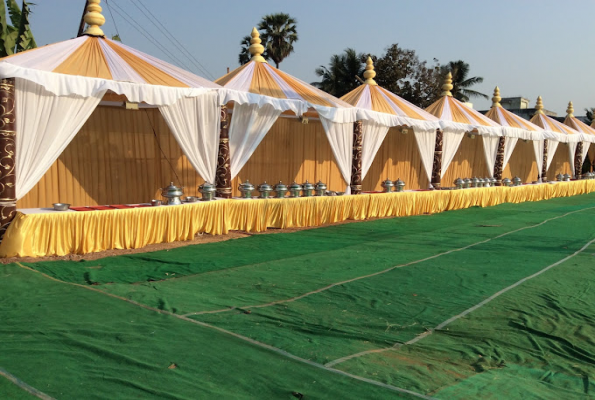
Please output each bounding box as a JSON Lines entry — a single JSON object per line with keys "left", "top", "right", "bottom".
{"left": 503, "top": 139, "right": 539, "bottom": 183}
{"left": 16, "top": 105, "right": 577, "bottom": 209}
{"left": 362, "top": 127, "right": 428, "bottom": 191}
{"left": 442, "top": 135, "right": 490, "bottom": 187}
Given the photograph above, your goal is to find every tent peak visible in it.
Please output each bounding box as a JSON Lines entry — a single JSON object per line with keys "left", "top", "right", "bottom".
{"left": 249, "top": 27, "right": 267, "bottom": 63}
{"left": 535, "top": 96, "right": 544, "bottom": 115}
{"left": 566, "top": 101, "right": 574, "bottom": 118}
{"left": 83, "top": 0, "right": 105, "bottom": 37}
{"left": 363, "top": 57, "right": 377, "bottom": 86}
{"left": 492, "top": 86, "right": 501, "bottom": 107}
{"left": 441, "top": 72, "right": 453, "bottom": 97}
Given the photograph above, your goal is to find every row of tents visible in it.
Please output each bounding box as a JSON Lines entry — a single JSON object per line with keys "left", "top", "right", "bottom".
{"left": 2, "top": 2, "right": 594, "bottom": 209}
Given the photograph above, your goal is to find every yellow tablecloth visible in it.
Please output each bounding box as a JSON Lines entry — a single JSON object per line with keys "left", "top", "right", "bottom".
{"left": 2, "top": 181, "right": 595, "bottom": 258}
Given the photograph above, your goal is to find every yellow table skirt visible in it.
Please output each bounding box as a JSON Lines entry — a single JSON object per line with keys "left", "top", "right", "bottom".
{"left": 3, "top": 180, "right": 595, "bottom": 258}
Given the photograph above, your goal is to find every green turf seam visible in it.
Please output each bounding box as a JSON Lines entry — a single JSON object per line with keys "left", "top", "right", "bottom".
{"left": 324, "top": 234, "right": 595, "bottom": 368}
{"left": 0, "top": 366, "right": 55, "bottom": 400}
{"left": 13, "top": 262, "right": 436, "bottom": 400}
{"left": 182, "top": 205, "right": 595, "bottom": 318}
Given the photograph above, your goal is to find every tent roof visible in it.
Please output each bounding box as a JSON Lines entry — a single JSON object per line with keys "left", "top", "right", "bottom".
{"left": 529, "top": 97, "right": 587, "bottom": 143}
{"left": 563, "top": 102, "right": 595, "bottom": 138}
{"left": 2, "top": 36, "right": 220, "bottom": 89}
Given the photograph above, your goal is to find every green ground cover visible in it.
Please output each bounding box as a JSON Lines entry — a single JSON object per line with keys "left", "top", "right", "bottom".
{"left": 3, "top": 193, "right": 595, "bottom": 398}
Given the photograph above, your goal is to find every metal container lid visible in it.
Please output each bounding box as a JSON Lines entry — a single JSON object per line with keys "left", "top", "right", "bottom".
{"left": 381, "top": 179, "right": 394, "bottom": 187}
{"left": 394, "top": 178, "right": 405, "bottom": 186}
{"left": 302, "top": 180, "right": 315, "bottom": 190}
{"left": 513, "top": 176, "right": 521, "bottom": 182}
{"left": 274, "top": 181, "right": 287, "bottom": 191}
{"left": 471, "top": 177, "right": 479, "bottom": 183}
{"left": 162, "top": 182, "right": 183, "bottom": 197}
{"left": 464, "top": 178, "right": 471, "bottom": 183}
{"left": 239, "top": 180, "right": 255, "bottom": 191}
{"left": 315, "top": 180, "right": 327, "bottom": 190}
{"left": 258, "top": 181, "right": 273, "bottom": 191}
{"left": 454, "top": 178, "right": 463, "bottom": 185}
{"left": 289, "top": 181, "right": 302, "bottom": 190}
{"left": 199, "top": 182, "right": 216, "bottom": 192}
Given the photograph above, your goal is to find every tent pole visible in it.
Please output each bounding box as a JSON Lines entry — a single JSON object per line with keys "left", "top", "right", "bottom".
{"left": 494, "top": 136, "right": 505, "bottom": 185}
{"left": 574, "top": 141, "right": 583, "bottom": 179}
{"left": 541, "top": 140, "right": 548, "bottom": 182}
{"left": 0, "top": 78, "right": 17, "bottom": 240}
{"left": 431, "top": 128, "right": 443, "bottom": 189}
{"left": 350, "top": 121, "right": 363, "bottom": 194}
{"left": 215, "top": 105, "right": 232, "bottom": 198}
{"left": 77, "top": 0, "right": 90, "bottom": 37}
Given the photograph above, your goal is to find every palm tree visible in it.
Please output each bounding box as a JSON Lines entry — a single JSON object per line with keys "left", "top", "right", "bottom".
{"left": 312, "top": 48, "right": 365, "bottom": 97}
{"left": 257, "top": 13, "right": 298, "bottom": 68}
{"left": 440, "top": 60, "right": 488, "bottom": 102}
{"left": 0, "top": 0, "right": 36, "bottom": 57}
{"left": 585, "top": 107, "right": 594, "bottom": 126}
{"left": 238, "top": 35, "right": 252, "bottom": 65}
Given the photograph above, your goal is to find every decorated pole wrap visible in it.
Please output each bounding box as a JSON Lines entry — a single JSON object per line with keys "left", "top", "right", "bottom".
{"left": 0, "top": 78, "right": 16, "bottom": 239}
{"left": 494, "top": 136, "right": 505, "bottom": 185}
{"left": 431, "top": 129, "right": 443, "bottom": 188}
{"left": 541, "top": 140, "right": 548, "bottom": 182}
{"left": 215, "top": 105, "right": 232, "bottom": 198}
{"left": 567, "top": 102, "right": 584, "bottom": 179}
{"left": 350, "top": 121, "right": 363, "bottom": 194}
{"left": 490, "top": 88, "right": 505, "bottom": 186}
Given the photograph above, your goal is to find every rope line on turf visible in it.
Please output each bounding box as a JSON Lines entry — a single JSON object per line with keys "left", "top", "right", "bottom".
{"left": 183, "top": 205, "right": 595, "bottom": 318}
{"left": 0, "top": 366, "right": 55, "bottom": 400}
{"left": 325, "top": 222, "right": 595, "bottom": 368}
{"left": 13, "top": 262, "right": 436, "bottom": 400}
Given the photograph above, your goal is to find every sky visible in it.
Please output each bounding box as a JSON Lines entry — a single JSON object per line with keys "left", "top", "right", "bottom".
{"left": 27, "top": 0, "right": 595, "bottom": 116}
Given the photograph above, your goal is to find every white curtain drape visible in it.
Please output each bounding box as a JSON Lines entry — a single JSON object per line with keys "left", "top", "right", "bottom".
{"left": 568, "top": 142, "right": 578, "bottom": 176}
{"left": 320, "top": 117, "right": 353, "bottom": 193}
{"left": 503, "top": 137, "right": 518, "bottom": 170}
{"left": 228, "top": 103, "right": 281, "bottom": 179}
{"left": 482, "top": 136, "right": 500, "bottom": 178}
{"left": 15, "top": 78, "right": 104, "bottom": 199}
{"left": 546, "top": 140, "right": 560, "bottom": 172}
{"left": 361, "top": 120, "right": 389, "bottom": 180}
{"left": 413, "top": 128, "right": 437, "bottom": 182}
{"left": 159, "top": 91, "right": 220, "bottom": 183}
{"left": 440, "top": 128, "right": 465, "bottom": 178}
{"left": 533, "top": 139, "right": 544, "bottom": 177}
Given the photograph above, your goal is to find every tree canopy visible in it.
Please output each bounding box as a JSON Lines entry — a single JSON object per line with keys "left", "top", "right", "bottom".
{"left": 0, "top": 0, "right": 36, "bottom": 57}
{"left": 312, "top": 48, "right": 366, "bottom": 98}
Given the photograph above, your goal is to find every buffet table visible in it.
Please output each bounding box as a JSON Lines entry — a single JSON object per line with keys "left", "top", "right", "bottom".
{"left": 2, "top": 180, "right": 594, "bottom": 258}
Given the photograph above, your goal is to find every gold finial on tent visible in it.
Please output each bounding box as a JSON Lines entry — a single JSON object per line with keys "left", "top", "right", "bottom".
{"left": 83, "top": 0, "right": 106, "bottom": 37}
{"left": 566, "top": 101, "right": 574, "bottom": 118}
{"left": 492, "top": 86, "right": 501, "bottom": 107}
{"left": 535, "top": 96, "right": 544, "bottom": 114}
{"left": 363, "top": 57, "right": 377, "bottom": 85}
{"left": 441, "top": 72, "right": 453, "bottom": 97}
{"left": 249, "top": 27, "right": 267, "bottom": 63}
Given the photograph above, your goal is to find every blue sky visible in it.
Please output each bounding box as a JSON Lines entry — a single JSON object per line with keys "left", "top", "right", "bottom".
{"left": 29, "top": 0, "right": 595, "bottom": 116}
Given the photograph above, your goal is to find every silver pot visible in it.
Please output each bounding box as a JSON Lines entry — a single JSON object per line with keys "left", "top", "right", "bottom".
{"left": 454, "top": 178, "right": 464, "bottom": 190}
{"left": 484, "top": 178, "right": 491, "bottom": 188}
{"left": 463, "top": 178, "right": 471, "bottom": 189}
{"left": 563, "top": 173, "right": 571, "bottom": 182}
{"left": 239, "top": 181, "right": 255, "bottom": 198}
{"left": 302, "top": 180, "right": 315, "bottom": 197}
{"left": 381, "top": 179, "right": 394, "bottom": 193}
{"left": 315, "top": 180, "right": 327, "bottom": 196}
{"left": 556, "top": 173, "right": 563, "bottom": 182}
{"left": 258, "top": 181, "right": 273, "bottom": 199}
{"left": 394, "top": 178, "right": 405, "bottom": 192}
{"left": 274, "top": 181, "right": 288, "bottom": 198}
{"left": 502, "top": 177, "right": 511, "bottom": 187}
{"left": 471, "top": 177, "right": 479, "bottom": 188}
{"left": 513, "top": 176, "right": 522, "bottom": 186}
{"left": 199, "top": 182, "right": 216, "bottom": 201}
{"left": 288, "top": 182, "right": 302, "bottom": 198}
{"left": 161, "top": 182, "right": 184, "bottom": 205}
